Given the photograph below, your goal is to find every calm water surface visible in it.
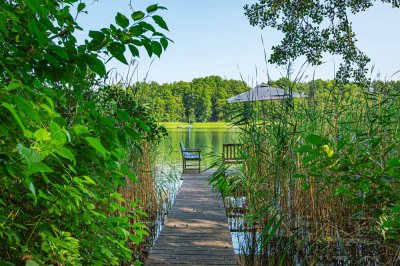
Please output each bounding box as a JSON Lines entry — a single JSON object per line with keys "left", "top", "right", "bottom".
{"left": 153, "top": 126, "right": 247, "bottom": 255}
{"left": 157, "top": 127, "right": 238, "bottom": 173}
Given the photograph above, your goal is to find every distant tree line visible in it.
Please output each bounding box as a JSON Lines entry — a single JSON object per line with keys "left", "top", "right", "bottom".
{"left": 134, "top": 76, "right": 250, "bottom": 122}
{"left": 131, "top": 76, "right": 400, "bottom": 122}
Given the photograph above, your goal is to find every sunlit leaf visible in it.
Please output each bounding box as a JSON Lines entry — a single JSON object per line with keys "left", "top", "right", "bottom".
{"left": 85, "top": 137, "right": 106, "bottom": 158}
{"left": 131, "top": 11, "right": 145, "bottom": 21}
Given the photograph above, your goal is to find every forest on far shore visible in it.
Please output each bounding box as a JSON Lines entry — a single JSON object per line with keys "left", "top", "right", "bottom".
{"left": 133, "top": 76, "right": 248, "bottom": 122}
{"left": 132, "top": 76, "right": 400, "bottom": 122}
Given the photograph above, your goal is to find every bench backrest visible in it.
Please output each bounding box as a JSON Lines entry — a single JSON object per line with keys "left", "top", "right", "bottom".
{"left": 223, "top": 144, "right": 243, "bottom": 163}
{"left": 180, "top": 141, "right": 186, "bottom": 152}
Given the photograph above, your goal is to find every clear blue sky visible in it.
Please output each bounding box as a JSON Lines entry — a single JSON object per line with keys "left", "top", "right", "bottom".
{"left": 77, "top": 1, "right": 400, "bottom": 84}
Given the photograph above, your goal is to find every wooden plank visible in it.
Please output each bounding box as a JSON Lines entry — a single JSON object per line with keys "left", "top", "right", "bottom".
{"left": 146, "top": 169, "right": 236, "bottom": 265}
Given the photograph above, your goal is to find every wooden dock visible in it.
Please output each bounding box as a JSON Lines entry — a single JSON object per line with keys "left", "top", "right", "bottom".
{"left": 146, "top": 169, "right": 236, "bottom": 265}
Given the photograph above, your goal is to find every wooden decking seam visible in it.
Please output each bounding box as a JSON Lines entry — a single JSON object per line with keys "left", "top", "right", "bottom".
{"left": 145, "top": 169, "right": 236, "bottom": 266}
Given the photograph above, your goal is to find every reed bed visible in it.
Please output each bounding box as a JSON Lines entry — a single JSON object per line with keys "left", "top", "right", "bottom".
{"left": 118, "top": 140, "right": 180, "bottom": 262}
{"left": 211, "top": 79, "right": 400, "bottom": 265}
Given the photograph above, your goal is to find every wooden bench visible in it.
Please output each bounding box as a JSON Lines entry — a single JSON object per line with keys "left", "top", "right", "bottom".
{"left": 180, "top": 141, "right": 201, "bottom": 173}
{"left": 222, "top": 144, "right": 243, "bottom": 164}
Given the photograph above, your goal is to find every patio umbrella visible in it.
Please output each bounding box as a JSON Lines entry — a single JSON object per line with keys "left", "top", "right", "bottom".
{"left": 227, "top": 83, "right": 307, "bottom": 103}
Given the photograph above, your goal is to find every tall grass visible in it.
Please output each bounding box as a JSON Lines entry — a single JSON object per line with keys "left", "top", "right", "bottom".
{"left": 211, "top": 76, "right": 400, "bottom": 265}
{"left": 107, "top": 66, "right": 178, "bottom": 262}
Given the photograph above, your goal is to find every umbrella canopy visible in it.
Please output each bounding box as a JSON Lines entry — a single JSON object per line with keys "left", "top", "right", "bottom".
{"left": 227, "top": 83, "right": 307, "bottom": 103}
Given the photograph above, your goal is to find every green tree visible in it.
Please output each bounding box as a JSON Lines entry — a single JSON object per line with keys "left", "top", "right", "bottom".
{"left": 244, "top": 0, "right": 400, "bottom": 83}
{"left": 0, "top": 0, "right": 169, "bottom": 264}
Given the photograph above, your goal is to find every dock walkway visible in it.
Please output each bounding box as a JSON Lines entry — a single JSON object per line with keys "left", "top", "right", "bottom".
{"left": 146, "top": 169, "right": 236, "bottom": 265}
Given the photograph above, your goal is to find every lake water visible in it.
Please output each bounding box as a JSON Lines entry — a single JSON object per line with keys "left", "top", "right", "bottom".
{"left": 157, "top": 127, "right": 239, "bottom": 173}
{"left": 152, "top": 126, "right": 253, "bottom": 256}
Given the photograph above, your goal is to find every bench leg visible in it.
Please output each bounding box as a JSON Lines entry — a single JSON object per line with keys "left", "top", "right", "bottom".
{"left": 198, "top": 159, "right": 201, "bottom": 173}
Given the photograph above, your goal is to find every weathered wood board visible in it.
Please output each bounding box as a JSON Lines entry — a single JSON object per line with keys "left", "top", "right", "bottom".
{"left": 146, "top": 169, "right": 236, "bottom": 266}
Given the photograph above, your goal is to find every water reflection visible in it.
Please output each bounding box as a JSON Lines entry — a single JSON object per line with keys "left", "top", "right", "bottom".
{"left": 157, "top": 127, "right": 238, "bottom": 171}
{"left": 150, "top": 127, "right": 241, "bottom": 254}
{"left": 225, "top": 196, "right": 262, "bottom": 255}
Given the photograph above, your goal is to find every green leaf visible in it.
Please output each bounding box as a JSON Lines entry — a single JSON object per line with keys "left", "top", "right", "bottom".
{"left": 388, "top": 158, "right": 400, "bottom": 168}
{"left": 297, "top": 144, "right": 312, "bottom": 153}
{"left": 45, "top": 96, "right": 54, "bottom": 110}
{"left": 128, "top": 45, "right": 139, "bottom": 57}
{"left": 89, "top": 57, "right": 106, "bottom": 77}
{"left": 117, "top": 111, "right": 131, "bottom": 122}
{"left": 129, "top": 234, "right": 142, "bottom": 245}
{"left": 302, "top": 150, "right": 319, "bottom": 163}
{"left": 77, "top": 2, "right": 86, "bottom": 12}
{"left": 49, "top": 122, "right": 66, "bottom": 146}
{"left": 142, "top": 40, "right": 153, "bottom": 57}
{"left": 305, "top": 134, "right": 322, "bottom": 146}
{"left": 28, "top": 19, "right": 46, "bottom": 46}
{"left": 26, "top": 260, "right": 40, "bottom": 266}
{"left": 29, "top": 182, "right": 36, "bottom": 196}
{"left": 111, "top": 192, "right": 125, "bottom": 202}
{"left": 27, "top": 162, "right": 53, "bottom": 175}
{"left": 136, "top": 119, "right": 150, "bottom": 132}
{"left": 83, "top": 176, "right": 96, "bottom": 185}
{"left": 131, "top": 39, "right": 143, "bottom": 46}
{"left": 128, "top": 172, "right": 138, "bottom": 183}
{"left": 14, "top": 96, "right": 42, "bottom": 124}
{"left": 40, "top": 103, "right": 60, "bottom": 118}
{"left": 34, "top": 128, "right": 51, "bottom": 141}
{"left": 131, "top": 11, "right": 145, "bottom": 21}
{"left": 116, "top": 227, "right": 130, "bottom": 239}
{"left": 107, "top": 42, "right": 128, "bottom": 64}
{"left": 24, "top": 0, "right": 42, "bottom": 14}
{"left": 49, "top": 45, "right": 69, "bottom": 60}
{"left": 44, "top": 53, "right": 59, "bottom": 66}
{"left": 146, "top": 4, "right": 158, "bottom": 13}
{"left": 293, "top": 173, "right": 305, "bottom": 179}
{"left": 85, "top": 137, "right": 106, "bottom": 158}
{"left": 51, "top": 132, "right": 66, "bottom": 147}
{"left": 160, "top": 38, "right": 168, "bottom": 49}
{"left": 55, "top": 147, "right": 75, "bottom": 162}
{"left": 152, "top": 15, "right": 169, "bottom": 30}
{"left": 151, "top": 41, "right": 162, "bottom": 57}
{"left": 88, "top": 30, "right": 105, "bottom": 40}
{"left": 17, "top": 144, "right": 44, "bottom": 166}
{"left": 73, "top": 125, "right": 89, "bottom": 136}
{"left": 130, "top": 25, "right": 145, "bottom": 37}
{"left": 116, "top": 12, "right": 129, "bottom": 28}
{"left": 125, "top": 127, "right": 141, "bottom": 140}
{"left": 2, "top": 102, "right": 26, "bottom": 131}
{"left": 7, "top": 81, "right": 23, "bottom": 91}
{"left": 88, "top": 32, "right": 108, "bottom": 51}
{"left": 49, "top": 121, "right": 61, "bottom": 132}
{"left": 140, "top": 22, "right": 156, "bottom": 32}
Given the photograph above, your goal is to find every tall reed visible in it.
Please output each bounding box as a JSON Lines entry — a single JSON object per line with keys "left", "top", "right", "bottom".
{"left": 211, "top": 77, "right": 400, "bottom": 265}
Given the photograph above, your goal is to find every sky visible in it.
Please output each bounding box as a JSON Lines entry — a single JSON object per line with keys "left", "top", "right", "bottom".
{"left": 77, "top": 1, "right": 400, "bottom": 85}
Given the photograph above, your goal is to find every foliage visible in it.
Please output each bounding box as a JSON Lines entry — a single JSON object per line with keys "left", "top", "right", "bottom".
{"left": 134, "top": 76, "right": 250, "bottom": 122}
{"left": 244, "top": 0, "right": 400, "bottom": 83}
{"left": 210, "top": 79, "right": 400, "bottom": 265}
{"left": 0, "top": 0, "right": 168, "bottom": 264}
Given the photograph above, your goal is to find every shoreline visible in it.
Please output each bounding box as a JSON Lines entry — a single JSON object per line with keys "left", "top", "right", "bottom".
{"left": 160, "top": 122, "right": 235, "bottom": 129}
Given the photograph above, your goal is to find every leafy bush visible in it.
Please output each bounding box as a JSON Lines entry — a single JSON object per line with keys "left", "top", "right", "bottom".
{"left": 0, "top": 0, "right": 168, "bottom": 264}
